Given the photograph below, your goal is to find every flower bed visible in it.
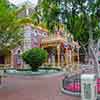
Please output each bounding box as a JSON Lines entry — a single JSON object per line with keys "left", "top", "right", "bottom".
{"left": 64, "top": 78, "right": 100, "bottom": 94}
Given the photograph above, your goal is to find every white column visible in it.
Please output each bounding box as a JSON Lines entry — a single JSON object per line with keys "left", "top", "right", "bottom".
{"left": 11, "top": 50, "right": 14, "bottom": 68}
{"left": 52, "top": 54, "right": 55, "bottom": 67}
{"left": 72, "top": 48, "right": 74, "bottom": 65}
{"left": 61, "top": 55, "right": 64, "bottom": 66}
{"left": 26, "top": 8, "right": 29, "bottom": 16}
{"left": 69, "top": 50, "right": 72, "bottom": 64}
{"left": 48, "top": 57, "right": 51, "bottom": 65}
{"left": 77, "top": 48, "right": 80, "bottom": 65}
{"left": 57, "top": 44, "right": 60, "bottom": 67}
{"left": 66, "top": 48, "right": 69, "bottom": 69}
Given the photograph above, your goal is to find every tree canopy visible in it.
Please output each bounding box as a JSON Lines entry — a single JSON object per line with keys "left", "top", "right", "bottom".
{"left": 0, "top": 0, "right": 23, "bottom": 53}
{"left": 33, "top": 0, "right": 100, "bottom": 46}
{"left": 2, "top": 0, "right": 100, "bottom": 51}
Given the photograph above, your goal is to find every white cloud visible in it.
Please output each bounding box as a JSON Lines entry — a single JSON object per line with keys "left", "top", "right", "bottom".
{"left": 9, "top": 0, "right": 38, "bottom": 6}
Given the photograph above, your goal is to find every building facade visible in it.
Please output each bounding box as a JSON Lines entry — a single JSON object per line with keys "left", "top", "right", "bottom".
{"left": 10, "top": 25, "right": 79, "bottom": 69}
{"left": 0, "top": 4, "right": 80, "bottom": 69}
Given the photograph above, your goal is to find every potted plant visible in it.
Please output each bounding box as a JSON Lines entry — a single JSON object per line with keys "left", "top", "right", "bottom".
{"left": 22, "top": 48, "right": 48, "bottom": 71}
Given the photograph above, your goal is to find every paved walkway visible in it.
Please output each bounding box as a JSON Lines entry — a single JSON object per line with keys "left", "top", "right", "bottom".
{"left": 0, "top": 75, "right": 80, "bottom": 100}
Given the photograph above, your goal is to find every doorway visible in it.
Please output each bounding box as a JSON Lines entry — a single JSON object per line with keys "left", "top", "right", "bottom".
{"left": 0, "top": 56, "right": 4, "bottom": 64}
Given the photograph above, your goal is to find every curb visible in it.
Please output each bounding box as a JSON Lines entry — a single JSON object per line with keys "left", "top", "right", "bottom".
{"left": 5, "top": 71, "right": 65, "bottom": 77}
{"left": 41, "top": 71, "right": 65, "bottom": 77}
{"left": 61, "top": 87, "right": 80, "bottom": 96}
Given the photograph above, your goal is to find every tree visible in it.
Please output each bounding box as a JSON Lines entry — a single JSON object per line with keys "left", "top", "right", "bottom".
{"left": 22, "top": 48, "right": 48, "bottom": 71}
{"left": 29, "top": 0, "right": 100, "bottom": 63}
{"left": 35, "top": 0, "right": 100, "bottom": 46}
{"left": 0, "top": 0, "right": 23, "bottom": 53}
{"left": 31, "top": 0, "right": 61, "bottom": 32}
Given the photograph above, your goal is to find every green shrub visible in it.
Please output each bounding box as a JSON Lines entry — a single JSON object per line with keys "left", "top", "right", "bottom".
{"left": 22, "top": 48, "right": 48, "bottom": 71}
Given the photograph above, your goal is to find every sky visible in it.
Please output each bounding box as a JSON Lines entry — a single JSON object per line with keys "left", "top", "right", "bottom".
{"left": 9, "top": 0, "right": 38, "bottom": 6}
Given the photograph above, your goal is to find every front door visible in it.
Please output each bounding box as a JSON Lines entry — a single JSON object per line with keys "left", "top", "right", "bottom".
{"left": 0, "top": 56, "right": 4, "bottom": 64}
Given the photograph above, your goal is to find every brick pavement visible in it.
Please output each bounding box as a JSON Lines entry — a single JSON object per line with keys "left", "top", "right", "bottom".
{"left": 0, "top": 75, "right": 80, "bottom": 100}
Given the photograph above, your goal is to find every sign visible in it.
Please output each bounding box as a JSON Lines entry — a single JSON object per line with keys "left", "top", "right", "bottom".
{"left": 81, "top": 74, "right": 97, "bottom": 100}
{"left": 84, "top": 83, "right": 91, "bottom": 99}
